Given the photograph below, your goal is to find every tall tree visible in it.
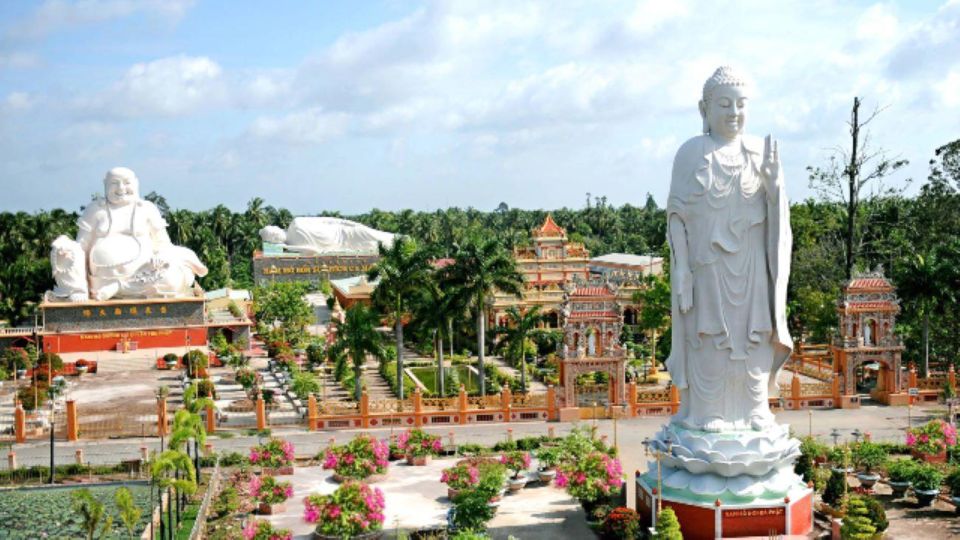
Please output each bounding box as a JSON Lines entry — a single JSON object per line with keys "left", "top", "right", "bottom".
{"left": 443, "top": 234, "right": 523, "bottom": 396}
{"left": 493, "top": 306, "right": 544, "bottom": 394}
{"left": 411, "top": 273, "right": 457, "bottom": 396}
{"left": 808, "top": 97, "right": 908, "bottom": 279}
{"left": 631, "top": 273, "right": 672, "bottom": 368}
{"left": 329, "top": 304, "right": 385, "bottom": 402}
{"left": 368, "top": 237, "right": 431, "bottom": 400}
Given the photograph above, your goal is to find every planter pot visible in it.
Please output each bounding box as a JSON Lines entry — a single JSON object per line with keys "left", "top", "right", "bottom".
{"left": 389, "top": 451, "right": 405, "bottom": 461}
{"left": 538, "top": 469, "right": 557, "bottom": 484}
{"left": 447, "top": 487, "right": 460, "bottom": 500}
{"left": 912, "top": 448, "right": 948, "bottom": 464}
{"left": 76, "top": 366, "right": 88, "bottom": 374}
{"left": 888, "top": 480, "right": 911, "bottom": 498}
{"left": 507, "top": 477, "right": 528, "bottom": 492}
{"left": 333, "top": 472, "right": 387, "bottom": 483}
{"left": 856, "top": 473, "right": 880, "bottom": 489}
{"left": 915, "top": 488, "right": 940, "bottom": 507}
{"left": 257, "top": 502, "right": 287, "bottom": 515}
{"left": 263, "top": 465, "right": 295, "bottom": 476}
{"left": 315, "top": 530, "right": 383, "bottom": 540}
{"left": 406, "top": 454, "right": 431, "bottom": 466}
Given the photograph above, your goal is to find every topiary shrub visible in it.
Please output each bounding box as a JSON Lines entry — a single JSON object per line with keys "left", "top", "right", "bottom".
{"left": 654, "top": 507, "right": 682, "bottom": 539}
{"left": 823, "top": 468, "right": 848, "bottom": 508}
{"left": 840, "top": 497, "right": 876, "bottom": 539}
{"left": 850, "top": 495, "right": 887, "bottom": 533}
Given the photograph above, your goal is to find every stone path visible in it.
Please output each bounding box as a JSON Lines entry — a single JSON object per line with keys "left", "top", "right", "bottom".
{"left": 265, "top": 458, "right": 592, "bottom": 539}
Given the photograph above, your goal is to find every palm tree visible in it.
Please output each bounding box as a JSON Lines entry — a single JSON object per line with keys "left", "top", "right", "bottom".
{"left": 443, "top": 234, "right": 523, "bottom": 396}
{"left": 494, "top": 306, "right": 545, "bottom": 394}
{"left": 170, "top": 384, "right": 214, "bottom": 482}
{"left": 368, "top": 237, "right": 431, "bottom": 400}
{"left": 412, "top": 274, "right": 457, "bottom": 396}
{"left": 151, "top": 449, "right": 196, "bottom": 540}
{"left": 329, "top": 304, "right": 386, "bottom": 402}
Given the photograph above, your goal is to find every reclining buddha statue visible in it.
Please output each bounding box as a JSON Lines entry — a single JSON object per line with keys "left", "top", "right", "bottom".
{"left": 47, "top": 167, "right": 208, "bottom": 302}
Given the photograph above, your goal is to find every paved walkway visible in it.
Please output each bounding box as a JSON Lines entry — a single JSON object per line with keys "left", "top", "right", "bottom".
{"left": 267, "top": 459, "right": 592, "bottom": 539}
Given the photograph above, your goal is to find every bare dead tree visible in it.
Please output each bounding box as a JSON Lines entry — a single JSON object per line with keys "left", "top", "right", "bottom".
{"left": 808, "top": 97, "right": 910, "bottom": 279}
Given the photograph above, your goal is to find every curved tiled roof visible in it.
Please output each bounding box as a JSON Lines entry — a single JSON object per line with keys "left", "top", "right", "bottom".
{"left": 534, "top": 214, "right": 566, "bottom": 237}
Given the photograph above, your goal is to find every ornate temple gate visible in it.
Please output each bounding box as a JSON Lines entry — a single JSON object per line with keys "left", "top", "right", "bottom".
{"left": 556, "top": 279, "right": 627, "bottom": 421}
{"left": 831, "top": 271, "right": 906, "bottom": 407}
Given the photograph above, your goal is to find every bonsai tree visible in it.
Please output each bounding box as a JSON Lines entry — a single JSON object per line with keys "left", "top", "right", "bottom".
{"left": 535, "top": 446, "right": 561, "bottom": 471}
{"left": 840, "top": 497, "right": 876, "bottom": 540}
{"left": 827, "top": 444, "right": 852, "bottom": 471}
{"left": 851, "top": 441, "right": 887, "bottom": 475}
{"left": 912, "top": 462, "right": 945, "bottom": 492}
{"left": 822, "top": 468, "right": 848, "bottom": 508}
{"left": 653, "top": 507, "right": 682, "bottom": 539}
{"left": 500, "top": 450, "right": 531, "bottom": 479}
{"left": 71, "top": 488, "right": 113, "bottom": 540}
{"left": 886, "top": 458, "right": 917, "bottom": 483}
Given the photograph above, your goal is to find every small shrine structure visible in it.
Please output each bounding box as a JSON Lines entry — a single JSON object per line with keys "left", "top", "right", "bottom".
{"left": 556, "top": 277, "right": 626, "bottom": 421}
{"left": 831, "top": 270, "right": 907, "bottom": 407}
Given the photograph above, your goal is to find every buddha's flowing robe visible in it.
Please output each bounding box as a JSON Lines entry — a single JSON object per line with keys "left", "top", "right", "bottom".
{"left": 666, "top": 134, "right": 792, "bottom": 429}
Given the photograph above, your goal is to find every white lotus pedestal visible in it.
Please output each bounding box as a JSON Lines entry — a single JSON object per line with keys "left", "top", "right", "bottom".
{"left": 636, "top": 423, "right": 813, "bottom": 540}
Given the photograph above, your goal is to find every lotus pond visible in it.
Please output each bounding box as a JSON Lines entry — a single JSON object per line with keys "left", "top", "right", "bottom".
{"left": 0, "top": 482, "right": 153, "bottom": 539}
{"left": 409, "top": 365, "right": 479, "bottom": 395}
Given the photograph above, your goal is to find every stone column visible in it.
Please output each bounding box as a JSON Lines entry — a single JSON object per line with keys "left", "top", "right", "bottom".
{"left": 501, "top": 387, "right": 512, "bottom": 423}
{"left": 546, "top": 385, "right": 557, "bottom": 421}
{"left": 360, "top": 392, "right": 370, "bottom": 429}
{"left": 75, "top": 448, "right": 84, "bottom": 465}
{"left": 458, "top": 385, "right": 468, "bottom": 425}
{"left": 791, "top": 373, "right": 802, "bottom": 410}
{"left": 627, "top": 382, "right": 638, "bottom": 417}
{"left": 205, "top": 404, "right": 216, "bottom": 435}
{"left": 669, "top": 385, "right": 680, "bottom": 415}
{"left": 256, "top": 398, "right": 267, "bottom": 430}
{"left": 307, "top": 395, "right": 318, "bottom": 431}
{"left": 412, "top": 388, "right": 423, "bottom": 427}
{"left": 66, "top": 400, "right": 78, "bottom": 441}
{"left": 14, "top": 405, "right": 25, "bottom": 444}
{"left": 156, "top": 398, "right": 168, "bottom": 437}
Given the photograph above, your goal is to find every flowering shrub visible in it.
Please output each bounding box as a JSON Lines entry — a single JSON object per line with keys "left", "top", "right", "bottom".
{"left": 602, "top": 507, "right": 642, "bottom": 540}
{"left": 303, "top": 481, "right": 385, "bottom": 538}
{"left": 321, "top": 434, "right": 389, "bottom": 480}
{"left": 250, "top": 438, "right": 296, "bottom": 468}
{"left": 906, "top": 419, "right": 957, "bottom": 455}
{"left": 397, "top": 428, "right": 442, "bottom": 457}
{"left": 441, "top": 462, "right": 481, "bottom": 490}
{"left": 251, "top": 475, "right": 293, "bottom": 505}
{"left": 242, "top": 519, "right": 292, "bottom": 540}
{"left": 235, "top": 367, "right": 260, "bottom": 389}
{"left": 499, "top": 451, "right": 531, "bottom": 479}
{"left": 555, "top": 451, "right": 623, "bottom": 503}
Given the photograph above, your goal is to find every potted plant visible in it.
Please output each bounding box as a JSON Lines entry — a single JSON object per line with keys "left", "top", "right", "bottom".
{"left": 75, "top": 359, "right": 89, "bottom": 375}
{"left": 851, "top": 441, "right": 887, "bottom": 489}
{"left": 500, "top": 450, "right": 531, "bottom": 491}
{"left": 911, "top": 462, "right": 944, "bottom": 507}
{"left": 398, "top": 428, "right": 442, "bottom": 465}
{"left": 947, "top": 468, "right": 960, "bottom": 510}
{"left": 441, "top": 462, "right": 480, "bottom": 500}
{"left": 907, "top": 419, "right": 957, "bottom": 463}
{"left": 242, "top": 519, "right": 292, "bottom": 540}
{"left": 162, "top": 353, "right": 179, "bottom": 369}
{"left": 885, "top": 458, "right": 917, "bottom": 498}
{"left": 251, "top": 474, "right": 293, "bottom": 515}
{"left": 321, "top": 433, "right": 389, "bottom": 482}
{"left": 304, "top": 480, "right": 385, "bottom": 539}
{"left": 602, "top": 506, "right": 641, "bottom": 540}
{"left": 556, "top": 451, "right": 624, "bottom": 516}
{"left": 536, "top": 445, "right": 560, "bottom": 484}
{"left": 827, "top": 444, "right": 852, "bottom": 473}
{"left": 250, "top": 438, "right": 296, "bottom": 475}
{"left": 387, "top": 441, "right": 405, "bottom": 461}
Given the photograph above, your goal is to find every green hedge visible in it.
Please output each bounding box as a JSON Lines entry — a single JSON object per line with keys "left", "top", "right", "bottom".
{"left": 379, "top": 360, "right": 416, "bottom": 398}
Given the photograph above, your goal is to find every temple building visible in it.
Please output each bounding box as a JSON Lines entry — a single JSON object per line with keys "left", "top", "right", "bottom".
{"left": 831, "top": 270, "right": 907, "bottom": 407}
{"left": 491, "top": 215, "right": 589, "bottom": 328}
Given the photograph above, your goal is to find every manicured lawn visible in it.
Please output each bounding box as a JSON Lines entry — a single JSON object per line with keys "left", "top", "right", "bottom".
{"left": 410, "top": 365, "right": 479, "bottom": 394}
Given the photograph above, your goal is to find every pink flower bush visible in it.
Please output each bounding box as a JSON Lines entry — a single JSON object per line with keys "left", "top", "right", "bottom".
{"left": 440, "top": 462, "right": 482, "bottom": 490}
{"left": 242, "top": 519, "right": 292, "bottom": 540}
{"left": 304, "top": 480, "right": 385, "bottom": 537}
{"left": 556, "top": 451, "right": 624, "bottom": 503}
{"left": 250, "top": 438, "right": 296, "bottom": 468}
{"left": 500, "top": 451, "right": 532, "bottom": 478}
{"left": 321, "top": 433, "right": 390, "bottom": 480}
{"left": 252, "top": 474, "right": 294, "bottom": 505}
{"left": 396, "top": 428, "right": 442, "bottom": 458}
{"left": 906, "top": 419, "right": 957, "bottom": 455}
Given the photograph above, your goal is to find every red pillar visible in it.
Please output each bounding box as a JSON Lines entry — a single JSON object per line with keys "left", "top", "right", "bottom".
{"left": 256, "top": 398, "right": 267, "bottom": 430}
{"left": 14, "top": 405, "right": 25, "bottom": 444}
{"left": 66, "top": 400, "right": 79, "bottom": 441}
{"left": 307, "top": 395, "right": 318, "bottom": 431}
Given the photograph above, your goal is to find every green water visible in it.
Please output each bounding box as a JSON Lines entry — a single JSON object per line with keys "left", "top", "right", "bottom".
{"left": 409, "top": 365, "right": 479, "bottom": 394}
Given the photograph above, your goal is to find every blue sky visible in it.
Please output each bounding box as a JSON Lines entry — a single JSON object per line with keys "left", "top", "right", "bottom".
{"left": 1, "top": 0, "right": 958, "bottom": 214}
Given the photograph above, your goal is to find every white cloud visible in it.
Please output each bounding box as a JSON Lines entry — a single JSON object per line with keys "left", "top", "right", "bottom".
{"left": 5, "top": 0, "right": 195, "bottom": 40}
{"left": 936, "top": 69, "right": 960, "bottom": 108}
{"left": 76, "top": 55, "right": 225, "bottom": 118}
{"left": 3, "top": 92, "right": 36, "bottom": 112}
{"left": 0, "top": 52, "right": 41, "bottom": 69}
{"left": 249, "top": 108, "right": 351, "bottom": 145}
{"left": 856, "top": 3, "right": 899, "bottom": 41}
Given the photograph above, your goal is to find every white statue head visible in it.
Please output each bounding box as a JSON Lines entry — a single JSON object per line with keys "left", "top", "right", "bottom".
{"left": 259, "top": 225, "right": 287, "bottom": 244}
{"left": 698, "top": 66, "right": 751, "bottom": 141}
{"left": 103, "top": 167, "right": 140, "bottom": 206}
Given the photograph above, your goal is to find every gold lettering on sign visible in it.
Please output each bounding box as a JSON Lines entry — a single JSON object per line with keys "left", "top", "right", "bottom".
{"left": 82, "top": 309, "right": 92, "bottom": 318}
{"left": 723, "top": 508, "right": 784, "bottom": 518}
{"left": 114, "top": 308, "right": 122, "bottom": 315}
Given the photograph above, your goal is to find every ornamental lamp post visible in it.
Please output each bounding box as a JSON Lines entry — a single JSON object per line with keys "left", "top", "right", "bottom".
{"left": 48, "top": 395, "right": 56, "bottom": 484}
{"left": 852, "top": 428, "right": 863, "bottom": 443}
{"left": 830, "top": 428, "right": 841, "bottom": 447}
